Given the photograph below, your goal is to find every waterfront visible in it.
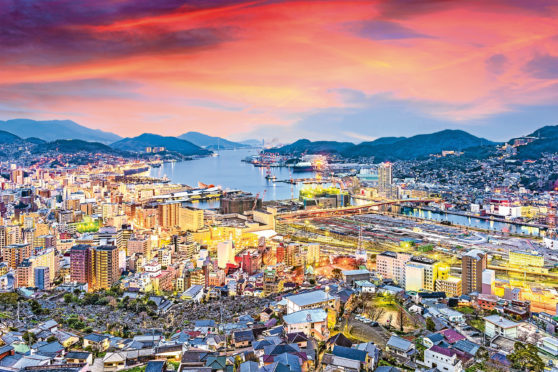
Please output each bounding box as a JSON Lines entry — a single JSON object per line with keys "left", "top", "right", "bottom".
{"left": 401, "top": 206, "right": 543, "bottom": 237}
{"left": 149, "top": 149, "right": 316, "bottom": 205}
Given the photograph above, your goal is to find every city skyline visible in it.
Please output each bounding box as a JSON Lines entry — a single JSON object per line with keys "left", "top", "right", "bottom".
{"left": 1, "top": 0, "right": 558, "bottom": 142}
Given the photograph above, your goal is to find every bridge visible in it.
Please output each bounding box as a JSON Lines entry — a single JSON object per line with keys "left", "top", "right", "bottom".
{"left": 276, "top": 198, "right": 441, "bottom": 221}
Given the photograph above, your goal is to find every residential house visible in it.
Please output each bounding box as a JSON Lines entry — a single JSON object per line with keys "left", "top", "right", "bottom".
{"left": 423, "top": 345, "right": 463, "bottom": 372}
{"left": 283, "top": 309, "right": 329, "bottom": 341}
{"left": 386, "top": 335, "right": 415, "bottom": 360}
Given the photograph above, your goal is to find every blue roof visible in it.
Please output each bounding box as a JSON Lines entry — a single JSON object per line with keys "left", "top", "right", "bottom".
{"left": 425, "top": 333, "right": 444, "bottom": 344}
{"left": 273, "top": 353, "right": 302, "bottom": 372}
{"left": 195, "top": 319, "right": 216, "bottom": 327}
{"left": 283, "top": 309, "right": 327, "bottom": 325}
{"left": 84, "top": 333, "right": 107, "bottom": 343}
{"left": 387, "top": 335, "right": 413, "bottom": 352}
{"left": 332, "top": 346, "right": 366, "bottom": 362}
{"left": 453, "top": 339, "right": 480, "bottom": 355}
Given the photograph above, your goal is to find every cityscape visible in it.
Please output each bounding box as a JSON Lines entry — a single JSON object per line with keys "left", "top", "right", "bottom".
{"left": 1, "top": 2, "right": 558, "bottom": 372}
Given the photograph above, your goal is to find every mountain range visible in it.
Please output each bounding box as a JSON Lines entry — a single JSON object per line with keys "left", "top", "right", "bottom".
{"left": 266, "top": 129, "right": 499, "bottom": 161}
{"left": 0, "top": 130, "right": 127, "bottom": 157}
{"left": 0, "top": 118, "right": 556, "bottom": 161}
{"left": 0, "top": 119, "right": 121, "bottom": 144}
{"left": 111, "top": 133, "right": 211, "bottom": 156}
{"left": 178, "top": 131, "right": 248, "bottom": 150}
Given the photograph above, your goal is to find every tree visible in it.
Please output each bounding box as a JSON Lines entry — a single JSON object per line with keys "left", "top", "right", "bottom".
{"left": 23, "top": 331, "right": 37, "bottom": 345}
{"left": 508, "top": 342, "right": 545, "bottom": 372}
{"left": 398, "top": 307, "right": 404, "bottom": 332}
{"left": 64, "top": 293, "right": 74, "bottom": 304}
{"left": 426, "top": 317, "right": 436, "bottom": 332}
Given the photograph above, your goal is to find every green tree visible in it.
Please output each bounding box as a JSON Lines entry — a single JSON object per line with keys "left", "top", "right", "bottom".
{"left": 64, "top": 293, "right": 74, "bottom": 304}
{"left": 426, "top": 317, "right": 436, "bottom": 332}
{"left": 508, "top": 342, "right": 545, "bottom": 372}
{"left": 23, "top": 331, "right": 37, "bottom": 345}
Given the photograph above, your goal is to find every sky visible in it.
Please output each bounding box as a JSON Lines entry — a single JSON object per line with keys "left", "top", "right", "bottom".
{"left": 1, "top": 0, "right": 558, "bottom": 144}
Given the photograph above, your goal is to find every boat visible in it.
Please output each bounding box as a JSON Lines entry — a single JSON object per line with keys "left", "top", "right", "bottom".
{"left": 292, "top": 161, "right": 313, "bottom": 172}
{"left": 264, "top": 166, "right": 276, "bottom": 181}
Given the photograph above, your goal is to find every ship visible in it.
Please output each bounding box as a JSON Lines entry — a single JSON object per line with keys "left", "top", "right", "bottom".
{"left": 292, "top": 161, "right": 313, "bottom": 172}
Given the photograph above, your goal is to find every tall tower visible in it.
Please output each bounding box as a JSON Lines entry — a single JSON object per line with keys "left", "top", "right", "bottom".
{"left": 378, "top": 162, "right": 393, "bottom": 192}
{"left": 461, "top": 250, "right": 487, "bottom": 295}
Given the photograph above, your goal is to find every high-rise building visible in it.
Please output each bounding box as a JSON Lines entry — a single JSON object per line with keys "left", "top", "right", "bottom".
{"left": 276, "top": 245, "right": 286, "bottom": 264}
{"left": 127, "top": 235, "right": 152, "bottom": 259}
{"left": 376, "top": 251, "right": 411, "bottom": 284}
{"left": 179, "top": 207, "right": 204, "bottom": 232}
{"left": 306, "top": 243, "right": 320, "bottom": 266}
{"left": 462, "top": 249, "right": 486, "bottom": 295}
{"left": 3, "top": 243, "right": 32, "bottom": 269}
{"left": 286, "top": 244, "right": 301, "bottom": 267}
{"left": 404, "top": 256, "right": 440, "bottom": 291}
{"left": 378, "top": 162, "right": 393, "bottom": 192}
{"left": 70, "top": 245, "right": 93, "bottom": 287}
{"left": 34, "top": 266, "right": 50, "bottom": 290}
{"left": 158, "top": 202, "right": 179, "bottom": 229}
{"left": 404, "top": 263, "right": 424, "bottom": 291}
{"left": 217, "top": 240, "right": 235, "bottom": 269}
{"left": 93, "top": 245, "right": 119, "bottom": 290}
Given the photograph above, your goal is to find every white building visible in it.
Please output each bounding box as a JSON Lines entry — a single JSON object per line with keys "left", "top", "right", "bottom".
{"left": 285, "top": 289, "right": 338, "bottom": 314}
{"left": 405, "top": 263, "right": 424, "bottom": 291}
{"left": 424, "top": 345, "right": 463, "bottom": 372}
{"left": 217, "top": 240, "right": 234, "bottom": 269}
{"left": 484, "top": 315, "right": 519, "bottom": 339}
{"left": 540, "top": 336, "right": 558, "bottom": 356}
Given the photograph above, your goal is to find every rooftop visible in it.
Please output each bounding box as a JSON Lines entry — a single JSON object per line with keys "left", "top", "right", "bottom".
{"left": 484, "top": 315, "right": 520, "bottom": 328}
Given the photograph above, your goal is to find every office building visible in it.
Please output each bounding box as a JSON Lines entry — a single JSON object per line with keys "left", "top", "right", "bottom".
{"left": 179, "top": 207, "right": 204, "bottom": 232}
{"left": 462, "top": 250, "right": 486, "bottom": 295}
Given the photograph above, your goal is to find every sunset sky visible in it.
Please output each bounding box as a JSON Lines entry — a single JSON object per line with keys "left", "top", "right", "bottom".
{"left": 1, "top": 0, "right": 558, "bottom": 143}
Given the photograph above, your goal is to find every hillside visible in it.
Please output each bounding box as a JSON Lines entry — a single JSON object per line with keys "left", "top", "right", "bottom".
{"left": 265, "top": 139, "right": 354, "bottom": 155}
{"left": 0, "top": 130, "right": 23, "bottom": 144}
{"left": 111, "top": 133, "right": 211, "bottom": 156}
{"left": 0, "top": 119, "right": 121, "bottom": 144}
{"left": 266, "top": 130, "right": 496, "bottom": 161}
{"left": 513, "top": 125, "right": 558, "bottom": 160}
{"left": 178, "top": 131, "right": 248, "bottom": 150}
{"left": 343, "top": 129, "right": 496, "bottom": 161}
{"left": 33, "top": 139, "right": 128, "bottom": 156}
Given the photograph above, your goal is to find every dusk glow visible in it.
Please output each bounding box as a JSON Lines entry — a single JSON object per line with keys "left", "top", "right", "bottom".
{"left": 2, "top": 0, "right": 558, "bottom": 141}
